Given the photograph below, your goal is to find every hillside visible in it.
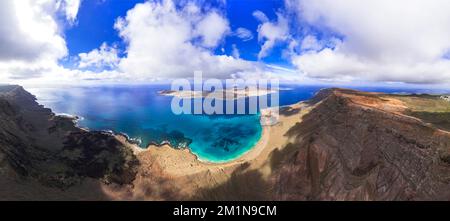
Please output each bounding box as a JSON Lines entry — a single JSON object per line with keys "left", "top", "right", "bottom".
{"left": 270, "top": 89, "right": 450, "bottom": 200}
{"left": 0, "top": 85, "right": 138, "bottom": 200}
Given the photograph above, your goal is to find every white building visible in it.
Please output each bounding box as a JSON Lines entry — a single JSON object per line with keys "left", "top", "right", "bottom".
{"left": 440, "top": 95, "right": 450, "bottom": 102}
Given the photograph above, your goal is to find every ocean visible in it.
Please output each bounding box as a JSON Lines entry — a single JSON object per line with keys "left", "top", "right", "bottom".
{"left": 29, "top": 84, "right": 449, "bottom": 163}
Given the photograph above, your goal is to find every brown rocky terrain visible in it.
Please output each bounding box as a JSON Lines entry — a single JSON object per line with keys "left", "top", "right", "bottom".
{"left": 0, "top": 85, "right": 138, "bottom": 199}
{"left": 1, "top": 85, "right": 449, "bottom": 200}
{"left": 272, "top": 89, "right": 450, "bottom": 200}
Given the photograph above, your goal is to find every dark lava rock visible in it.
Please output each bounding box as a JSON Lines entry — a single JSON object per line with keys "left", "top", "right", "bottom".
{"left": 0, "top": 85, "right": 139, "bottom": 188}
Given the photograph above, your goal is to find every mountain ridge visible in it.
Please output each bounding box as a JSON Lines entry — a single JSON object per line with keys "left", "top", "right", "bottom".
{"left": 273, "top": 88, "right": 450, "bottom": 200}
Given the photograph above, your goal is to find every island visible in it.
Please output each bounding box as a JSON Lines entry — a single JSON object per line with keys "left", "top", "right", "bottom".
{"left": 158, "top": 87, "right": 279, "bottom": 100}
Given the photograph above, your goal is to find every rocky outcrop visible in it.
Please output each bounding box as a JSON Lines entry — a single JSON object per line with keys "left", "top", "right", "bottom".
{"left": 0, "top": 85, "right": 138, "bottom": 189}
{"left": 273, "top": 89, "right": 450, "bottom": 200}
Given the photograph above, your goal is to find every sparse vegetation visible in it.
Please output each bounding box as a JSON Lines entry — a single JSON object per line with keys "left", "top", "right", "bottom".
{"left": 385, "top": 95, "right": 450, "bottom": 131}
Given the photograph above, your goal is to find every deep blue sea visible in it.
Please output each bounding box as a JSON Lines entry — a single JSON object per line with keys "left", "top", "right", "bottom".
{"left": 29, "top": 84, "right": 450, "bottom": 163}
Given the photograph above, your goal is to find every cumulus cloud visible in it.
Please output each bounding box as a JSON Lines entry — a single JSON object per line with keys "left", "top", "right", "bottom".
{"left": 0, "top": 1, "right": 67, "bottom": 62}
{"left": 0, "top": 0, "right": 81, "bottom": 81}
{"left": 115, "top": 0, "right": 255, "bottom": 79}
{"left": 287, "top": 0, "right": 450, "bottom": 83}
{"left": 254, "top": 11, "right": 290, "bottom": 60}
{"left": 78, "top": 43, "right": 119, "bottom": 69}
{"left": 234, "top": 27, "right": 253, "bottom": 41}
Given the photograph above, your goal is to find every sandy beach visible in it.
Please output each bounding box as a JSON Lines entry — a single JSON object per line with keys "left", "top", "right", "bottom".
{"left": 109, "top": 101, "right": 314, "bottom": 200}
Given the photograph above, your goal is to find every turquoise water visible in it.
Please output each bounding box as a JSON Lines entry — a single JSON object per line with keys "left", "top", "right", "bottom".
{"left": 30, "top": 84, "right": 449, "bottom": 163}
{"left": 32, "top": 85, "right": 264, "bottom": 163}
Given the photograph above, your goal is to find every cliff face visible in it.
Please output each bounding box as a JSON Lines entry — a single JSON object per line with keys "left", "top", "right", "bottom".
{"left": 273, "top": 89, "right": 450, "bottom": 200}
{"left": 0, "top": 85, "right": 138, "bottom": 189}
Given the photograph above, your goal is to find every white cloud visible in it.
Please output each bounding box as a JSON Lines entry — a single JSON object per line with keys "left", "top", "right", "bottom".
{"left": 234, "top": 27, "right": 253, "bottom": 41}
{"left": 300, "top": 35, "right": 322, "bottom": 51}
{"left": 115, "top": 0, "right": 255, "bottom": 79}
{"left": 252, "top": 10, "right": 268, "bottom": 23}
{"left": 231, "top": 64, "right": 306, "bottom": 83}
{"left": 59, "top": 0, "right": 81, "bottom": 24}
{"left": 194, "top": 11, "right": 230, "bottom": 48}
{"left": 4, "top": 0, "right": 291, "bottom": 85}
{"left": 0, "top": 0, "right": 81, "bottom": 82}
{"left": 254, "top": 11, "right": 290, "bottom": 59}
{"left": 293, "top": 48, "right": 450, "bottom": 83}
{"left": 287, "top": 0, "right": 450, "bottom": 83}
{"left": 0, "top": 1, "right": 67, "bottom": 62}
{"left": 78, "top": 43, "right": 119, "bottom": 69}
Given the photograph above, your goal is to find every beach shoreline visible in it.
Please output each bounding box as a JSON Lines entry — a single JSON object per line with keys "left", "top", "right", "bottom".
{"left": 115, "top": 119, "right": 270, "bottom": 166}
{"left": 126, "top": 101, "right": 310, "bottom": 180}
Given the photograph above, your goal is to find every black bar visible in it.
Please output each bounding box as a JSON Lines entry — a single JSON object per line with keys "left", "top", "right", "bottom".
{"left": 1, "top": 201, "right": 449, "bottom": 220}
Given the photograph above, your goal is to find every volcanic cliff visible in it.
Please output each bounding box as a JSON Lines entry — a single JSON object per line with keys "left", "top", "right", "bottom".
{"left": 0, "top": 85, "right": 138, "bottom": 199}
{"left": 272, "top": 88, "right": 450, "bottom": 200}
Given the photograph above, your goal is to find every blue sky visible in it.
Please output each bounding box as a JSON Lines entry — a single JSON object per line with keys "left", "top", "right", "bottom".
{"left": 1, "top": 0, "right": 450, "bottom": 86}
{"left": 65, "top": 0, "right": 144, "bottom": 55}
{"left": 64, "top": 0, "right": 290, "bottom": 67}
